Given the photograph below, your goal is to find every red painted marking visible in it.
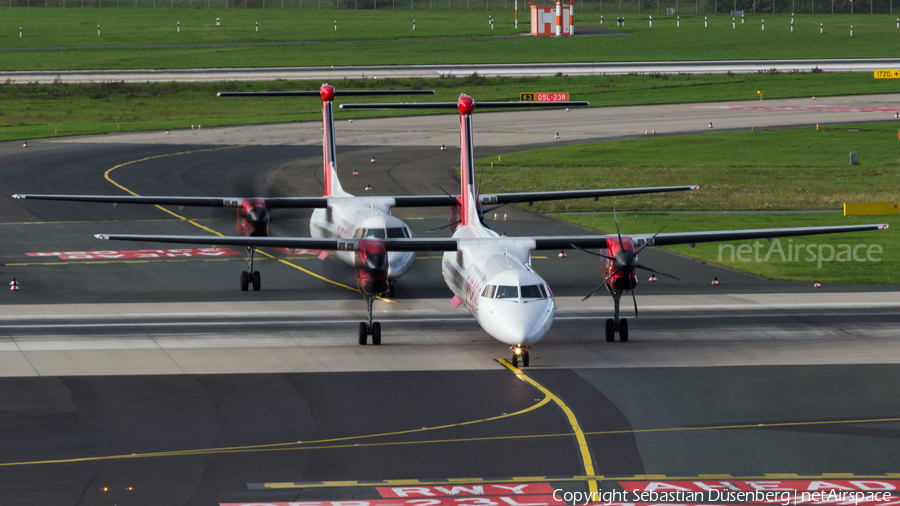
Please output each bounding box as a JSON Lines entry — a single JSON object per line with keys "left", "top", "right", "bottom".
{"left": 378, "top": 484, "right": 555, "bottom": 498}
{"left": 27, "top": 248, "right": 241, "bottom": 260}
{"left": 222, "top": 495, "right": 564, "bottom": 506}
{"left": 273, "top": 248, "right": 323, "bottom": 256}
{"left": 693, "top": 104, "right": 900, "bottom": 113}
{"left": 622, "top": 480, "right": 900, "bottom": 493}
{"left": 535, "top": 93, "right": 569, "bottom": 102}
{"left": 450, "top": 295, "right": 464, "bottom": 308}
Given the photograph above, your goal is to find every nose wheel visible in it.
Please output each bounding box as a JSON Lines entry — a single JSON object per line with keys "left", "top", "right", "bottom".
{"left": 240, "top": 247, "right": 261, "bottom": 291}
{"left": 510, "top": 346, "right": 530, "bottom": 367}
{"left": 358, "top": 294, "right": 382, "bottom": 345}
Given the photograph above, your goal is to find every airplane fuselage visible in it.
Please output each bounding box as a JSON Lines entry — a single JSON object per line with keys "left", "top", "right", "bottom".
{"left": 310, "top": 196, "right": 415, "bottom": 280}
{"left": 441, "top": 224, "right": 555, "bottom": 346}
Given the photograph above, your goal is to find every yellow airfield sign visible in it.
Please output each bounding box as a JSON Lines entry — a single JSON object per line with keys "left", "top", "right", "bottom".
{"left": 874, "top": 70, "right": 900, "bottom": 79}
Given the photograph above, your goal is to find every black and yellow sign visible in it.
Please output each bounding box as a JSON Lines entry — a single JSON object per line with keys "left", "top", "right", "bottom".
{"left": 874, "top": 70, "right": 900, "bottom": 79}
{"left": 520, "top": 93, "right": 535, "bottom": 101}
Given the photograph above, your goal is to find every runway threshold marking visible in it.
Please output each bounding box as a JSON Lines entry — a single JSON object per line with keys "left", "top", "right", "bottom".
{"left": 104, "top": 147, "right": 393, "bottom": 300}
{"left": 497, "top": 358, "right": 598, "bottom": 496}
{"left": 0, "top": 387, "right": 553, "bottom": 468}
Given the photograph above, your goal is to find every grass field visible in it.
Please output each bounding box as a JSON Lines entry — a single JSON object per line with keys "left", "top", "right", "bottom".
{"left": 476, "top": 121, "right": 900, "bottom": 213}
{"left": 3, "top": 72, "right": 899, "bottom": 142}
{"left": 557, "top": 212, "right": 897, "bottom": 284}
{"left": 1, "top": 12, "right": 900, "bottom": 69}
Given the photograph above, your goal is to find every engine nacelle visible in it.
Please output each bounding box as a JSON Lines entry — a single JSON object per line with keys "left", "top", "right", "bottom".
{"left": 237, "top": 198, "right": 269, "bottom": 237}
{"left": 602, "top": 236, "right": 638, "bottom": 292}
{"left": 354, "top": 239, "right": 390, "bottom": 296}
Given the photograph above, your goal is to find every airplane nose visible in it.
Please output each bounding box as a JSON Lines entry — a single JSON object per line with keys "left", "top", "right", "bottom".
{"left": 507, "top": 320, "right": 538, "bottom": 345}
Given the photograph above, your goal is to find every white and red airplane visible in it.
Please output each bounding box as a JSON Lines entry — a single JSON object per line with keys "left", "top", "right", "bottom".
{"left": 91, "top": 94, "right": 887, "bottom": 364}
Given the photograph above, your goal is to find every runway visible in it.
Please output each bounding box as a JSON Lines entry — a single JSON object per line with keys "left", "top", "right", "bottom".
{"left": 4, "top": 58, "right": 900, "bottom": 83}
{"left": 1, "top": 97, "right": 898, "bottom": 505}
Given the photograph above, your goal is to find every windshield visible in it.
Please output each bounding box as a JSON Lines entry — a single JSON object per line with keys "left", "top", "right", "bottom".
{"left": 495, "top": 286, "right": 519, "bottom": 299}
{"left": 386, "top": 227, "right": 409, "bottom": 239}
{"left": 521, "top": 285, "right": 546, "bottom": 299}
{"left": 364, "top": 228, "right": 386, "bottom": 239}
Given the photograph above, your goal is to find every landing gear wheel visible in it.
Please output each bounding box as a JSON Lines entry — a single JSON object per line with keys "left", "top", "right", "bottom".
{"left": 358, "top": 322, "right": 368, "bottom": 345}
{"left": 619, "top": 319, "right": 629, "bottom": 342}
{"left": 252, "top": 271, "right": 261, "bottom": 291}
{"left": 605, "top": 319, "right": 615, "bottom": 342}
{"left": 522, "top": 350, "right": 530, "bottom": 367}
{"left": 511, "top": 353, "right": 519, "bottom": 367}
{"left": 240, "top": 271, "right": 249, "bottom": 292}
{"left": 372, "top": 322, "right": 381, "bottom": 345}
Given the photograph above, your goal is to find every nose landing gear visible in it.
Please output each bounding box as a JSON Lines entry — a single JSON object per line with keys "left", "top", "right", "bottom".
{"left": 604, "top": 290, "right": 629, "bottom": 342}
{"left": 358, "top": 294, "right": 382, "bottom": 345}
{"left": 240, "top": 247, "right": 261, "bottom": 291}
{"left": 510, "top": 346, "right": 530, "bottom": 367}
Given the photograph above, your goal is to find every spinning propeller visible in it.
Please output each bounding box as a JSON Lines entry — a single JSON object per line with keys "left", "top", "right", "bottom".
{"left": 577, "top": 209, "right": 680, "bottom": 317}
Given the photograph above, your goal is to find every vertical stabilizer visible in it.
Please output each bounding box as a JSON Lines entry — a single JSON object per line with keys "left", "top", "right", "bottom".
{"left": 320, "top": 84, "right": 347, "bottom": 197}
{"left": 457, "top": 94, "right": 479, "bottom": 227}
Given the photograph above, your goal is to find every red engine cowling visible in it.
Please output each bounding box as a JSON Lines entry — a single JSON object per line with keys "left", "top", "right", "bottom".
{"left": 237, "top": 198, "right": 269, "bottom": 237}
{"left": 355, "top": 239, "right": 390, "bottom": 296}
{"left": 602, "top": 236, "right": 638, "bottom": 292}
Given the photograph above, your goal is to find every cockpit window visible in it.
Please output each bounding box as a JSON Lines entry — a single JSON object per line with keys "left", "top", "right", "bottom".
{"left": 495, "top": 286, "right": 518, "bottom": 299}
{"left": 521, "top": 285, "right": 546, "bottom": 299}
{"left": 386, "top": 227, "right": 409, "bottom": 239}
{"left": 364, "top": 228, "right": 386, "bottom": 239}
{"left": 481, "top": 285, "right": 497, "bottom": 298}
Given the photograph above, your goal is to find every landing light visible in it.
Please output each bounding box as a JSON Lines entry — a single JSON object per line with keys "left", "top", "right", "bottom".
{"left": 514, "top": 348, "right": 523, "bottom": 355}
{"left": 884, "top": 225, "right": 890, "bottom": 230}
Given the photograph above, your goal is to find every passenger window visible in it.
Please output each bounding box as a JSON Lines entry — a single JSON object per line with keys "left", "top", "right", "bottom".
{"left": 482, "top": 285, "right": 497, "bottom": 298}
{"left": 496, "top": 286, "right": 518, "bottom": 299}
{"left": 365, "top": 228, "right": 386, "bottom": 239}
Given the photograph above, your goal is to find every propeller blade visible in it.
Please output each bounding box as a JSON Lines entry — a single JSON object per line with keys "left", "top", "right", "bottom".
{"left": 437, "top": 185, "right": 457, "bottom": 200}
{"left": 570, "top": 243, "right": 615, "bottom": 261}
{"left": 631, "top": 290, "right": 639, "bottom": 319}
{"left": 427, "top": 220, "right": 461, "bottom": 233}
{"left": 613, "top": 206, "right": 625, "bottom": 252}
{"left": 634, "top": 224, "right": 669, "bottom": 255}
{"left": 582, "top": 270, "right": 618, "bottom": 301}
{"left": 635, "top": 263, "right": 681, "bottom": 281}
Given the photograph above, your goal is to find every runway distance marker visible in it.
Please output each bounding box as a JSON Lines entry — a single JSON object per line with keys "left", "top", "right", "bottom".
{"left": 874, "top": 70, "right": 900, "bottom": 78}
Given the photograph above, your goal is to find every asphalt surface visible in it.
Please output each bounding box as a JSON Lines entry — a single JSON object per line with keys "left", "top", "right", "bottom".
{"left": 4, "top": 58, "right": 900, "bottom": 82}
{"left": 1, "top": 99, "right": 899, "bottom": 505}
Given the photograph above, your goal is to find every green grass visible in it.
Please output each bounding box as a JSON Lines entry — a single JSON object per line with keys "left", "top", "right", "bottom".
{"left": 2, "top": 11, "right": 900, "bottom": 69}
{"left": 557, "top": 212, "right": 897, "bottom": 284}
{"left": 476, "top": 122, "right": 900, "bottom": 213}
{"left": 4, "top": 72, "right": 900, "bottom": 142}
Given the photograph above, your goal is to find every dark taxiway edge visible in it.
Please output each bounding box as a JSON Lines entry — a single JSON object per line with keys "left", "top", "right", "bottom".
{"left": 2, "top": 365, "right": 899, "bottom": 505}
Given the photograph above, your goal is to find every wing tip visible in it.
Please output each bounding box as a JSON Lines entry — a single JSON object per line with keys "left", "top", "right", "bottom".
{"left": 94, "top": 234, "right": 108, "bottom": 240}
{"left": 11, "top": 194, "right": 23, "bottom": 199}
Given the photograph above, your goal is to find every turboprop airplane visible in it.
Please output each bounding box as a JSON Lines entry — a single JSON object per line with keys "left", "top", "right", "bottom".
{"left": 91, "top": 94, "right": 888, "bottom": 364}
{"left": 13, "top": 84, "right": 697, "bottom": 296}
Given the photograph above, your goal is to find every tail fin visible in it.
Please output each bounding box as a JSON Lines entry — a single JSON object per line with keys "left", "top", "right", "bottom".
{"left": 320, "top": 84, "right": 346, "bottom": 197}
{"left": 458, "top": 94, "right": 479, "bottom": 227}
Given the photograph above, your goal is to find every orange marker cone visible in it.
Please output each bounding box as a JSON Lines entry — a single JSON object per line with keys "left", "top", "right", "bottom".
{"left": 558, "top": 250, "right": 566, "bottom": 258}
{"left": 709, "top": 122, "right": 714, "bottom": 128}
{"left": 814, "top": 281, "right": 822, "bottom": 288}
{"left": 711, "top": 277, "right": 720, "bottom": 285}
{"left": 348, "top": 119, "right": 354, "bottom": 123}
{"left": 352, "top": 169, "right": 359, "bottom": 176}
{"left": 555, "top": 133, "right": 560, "bottom": 139}
{"left": 365, "top": 184, "right": 372, "bottom": 191}
{"left": 22, "top": 142, "right": 27, "bottom": 148}
{"left": 440, "top": 144, "right": 446, "bottom": 150}
{"left": 9, "top": 278, "right": 18, "bottom": 291}
{"left": 370, "top": 157, "right": 376, "bottom": 163}
{"left": 649, "top": 273, "right": 658, "bottom": 282}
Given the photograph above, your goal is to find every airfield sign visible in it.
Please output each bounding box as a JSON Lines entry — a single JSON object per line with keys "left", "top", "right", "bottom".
{"left": 520, "top": 93, "right": 570, "bottom": 101}
{"left": 874, "top": 70, "right": 900, "bottom": 78}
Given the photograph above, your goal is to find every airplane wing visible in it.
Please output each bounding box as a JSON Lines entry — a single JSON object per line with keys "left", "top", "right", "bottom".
{"left": 389, "top": 185, "right": 700, "bottom": 208}
{"left": 94, "top": 234, "right": 460, "bottom": 252}
{"left": 12, "top": 194, "right": 330, "bottom": 209}
{"left": 532, "top": 224, "right": 889, "bottom": 250}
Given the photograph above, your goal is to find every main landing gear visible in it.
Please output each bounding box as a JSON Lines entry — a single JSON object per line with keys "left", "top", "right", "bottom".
{"left": 511, "top": 345, "right": 530, "bottom": 367}
{"left": 240, "top": 247, "right": 261, "bottom": 292}
{"left": 358, "top": 294, "right": 382, "bottom": 345}
{"left": 604, "top": 290, "right": 629, "bottom": 342}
